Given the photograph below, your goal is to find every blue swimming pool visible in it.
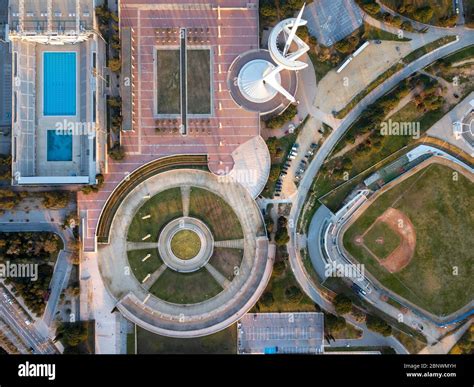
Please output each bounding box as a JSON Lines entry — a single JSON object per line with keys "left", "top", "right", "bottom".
{"left": 43, "top": 52, "right": 76, "bottom": 116}
{"left": 47, "top": 130, "right": 73, "bottom": 161}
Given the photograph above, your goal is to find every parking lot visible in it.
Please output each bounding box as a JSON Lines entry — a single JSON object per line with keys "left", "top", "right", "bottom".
{"left": 238, "top": 312, "right": 325, "bottom": 354}
{"left": 303, "top": 0, "right": 363, "bottom": 47}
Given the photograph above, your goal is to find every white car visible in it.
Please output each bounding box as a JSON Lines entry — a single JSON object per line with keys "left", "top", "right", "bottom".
{"left": 25, "top": 320, "right": 31, "bottom": 326}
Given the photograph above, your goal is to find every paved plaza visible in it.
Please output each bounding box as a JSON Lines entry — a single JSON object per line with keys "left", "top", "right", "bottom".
{"left": 98, "top": 169, "right": 272, "bottom": 337}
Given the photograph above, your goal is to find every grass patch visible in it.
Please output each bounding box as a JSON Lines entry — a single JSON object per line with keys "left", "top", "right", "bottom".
{"left": 435, "top": 44, "right": 474, "bottom": 65}
{"left": 187, "top": 49, "right": 211, "bottom": 114}
{"left": 392, "top": 329, "right": 427, "bottom": 354}
{"left": 127, "top": 188, "right": 183, "bottom": 242}
{"left": 308, "top": 51, "right": 335, "bottom": 83}
{"left": 170, "top": 230, "right": 201, "bottom": 260}
{"left": 343, "top": 164, "right": 474, "bottom": 315}
{"left": 149, "top": 267, "right": 223, "bottom": 304}
{"left": 189, "top": 187, "right": 243, "bottom": 240}
{"left": 425, "top": 45, "right": 474, "bottom": 97}
{"left": 363, "top": 221, "right": 401, "bottom": 259}
{"left": 156, "top": 49, "right": 180, "bottom": 114}
{"left": 209, "top": 248, "right": 243, "bottom": 281}
{"left": 253, "top": 248, "right": 317, "bottom": 313}
{"left": 127, "top": 331, "right": 135, "bottom": 354}
{"left": 403, "top": 36, "right": 457, "bottom": 64}
{"left": 127, "top": 249, "right": 163, "bottom": 283}
{"left": 136, "top": 324, "right": 237, "bottom": 354}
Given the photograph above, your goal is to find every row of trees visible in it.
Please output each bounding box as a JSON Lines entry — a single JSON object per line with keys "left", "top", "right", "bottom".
{"left": 326, "top": 74, "right": 442, "bottom": 181}
{"left": 1, "top": 232, "right": 61, "bottom": 316}
{"left": 357, "top": 0, "right": 414, "bottom": 31}
{"left": 260, "top": 0, "right": 313, "bottom": 25}
{"left": 264, "top": 104, "right": 298, "bottom": 129}
{"left": 95, "top": 5, "right": 121, "bottom": 72}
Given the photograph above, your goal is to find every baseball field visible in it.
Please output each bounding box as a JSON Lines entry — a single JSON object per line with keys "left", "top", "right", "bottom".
{"left": 343, "top": 161, "right": 473, "bottom": 316}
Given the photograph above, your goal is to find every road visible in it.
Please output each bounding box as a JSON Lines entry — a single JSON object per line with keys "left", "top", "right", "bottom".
{"left": 0, "top": 285, "right": 57, "bottom": 354}
{"left": 286, "top": 10, "right": 474, "bottom": 351}
{"left": 420, "top": 318, "right": 472, "bottom": 354}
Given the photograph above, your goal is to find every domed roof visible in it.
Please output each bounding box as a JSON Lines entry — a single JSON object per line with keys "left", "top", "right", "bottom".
{"left": 237, "top": 59, "right": 281, "bottom": 103}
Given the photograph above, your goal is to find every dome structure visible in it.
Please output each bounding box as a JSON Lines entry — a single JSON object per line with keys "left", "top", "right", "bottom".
{"left": 237, "top": 59, "right": 281, "bottom": 103}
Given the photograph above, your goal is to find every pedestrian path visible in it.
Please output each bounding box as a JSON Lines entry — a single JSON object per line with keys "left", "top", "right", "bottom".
{"left": 214, "top": 239, "right": 244, "bottom": 249}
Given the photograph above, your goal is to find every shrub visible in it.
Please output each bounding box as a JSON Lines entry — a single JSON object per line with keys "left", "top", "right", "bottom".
{"left": 284, "top": 285, "right": 303, "bottom": 303}
{"left": 108, "top": 143, "right": 125, "bottom": 160}
{"left": 273, "top": 260, "right": 286, "bottom": 276}
{"left": 108, "top": 57, "right": 121, "bottom": 72}
{"left": 260, "top": 292, "right": 275, "bottom": 307}
{"left": 264, "top": 104, "right": 298, "bottom": 129}
{"left": 333, "top": 293, "right": 353, "bottom": 315}
{"left": 366, "top": 314, "right": 392, "bottom": 336}
{"left": 325, "top": 313, "right": 346, "bottom": 333}
{"left": 42, "top": 191, "right": 70, "bottom": 209}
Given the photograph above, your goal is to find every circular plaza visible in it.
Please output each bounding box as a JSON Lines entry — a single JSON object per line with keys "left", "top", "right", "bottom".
{"left": 97, "top": 168, "right": 271, "bottom": 337}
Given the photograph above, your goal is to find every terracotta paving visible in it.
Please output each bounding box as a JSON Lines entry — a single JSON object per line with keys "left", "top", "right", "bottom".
{"left": 78, "top": 0, "right": 261, "bottom": 251}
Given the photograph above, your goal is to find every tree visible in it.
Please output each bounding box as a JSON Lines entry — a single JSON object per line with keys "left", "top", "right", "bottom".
{"left": 260, "top": 3, "right": 277, "bottom": 18}
{"left": 284, "top": 285, "right": 303, "bottom": 303}
{"left": 108, "top": 57, "right": 121, "bottom": 72}
{"left": 42, "top": 191, "right": 70, "bottom": 209}
{"left": 56, "top": 322, "right": 88, "bottom": 347}
{"left": 273, "top": 260, "right": 286, "bottom": 276}
{"left": 413, "top": 6, "right": 434, "bottom": 23}
{"left": 108, "top": 143, "right": 125, "bottom": 160}
{"left": 260, "top": 292, "right": 274, "bottom": 307}
{"left": 362, "top": 2, "right": 381, "bottom": 16}
{"left": 325, "top": 313, "right": 346, "bottom": 333}
{"left": 43, "top": 239, "right": 58, "bottom": 255}
{"left": 366, "top": 315, "right": 392, "bottom": 336}
{"left": 333, "top": 293, "right": 353, "bottom": 315}
{"left": 275, "top": 225, "right": 289, "bottom": 246}
{"left": 334, "top": 40, "right": 352, "bottom": 54}
{"left": 107, "top": 96, "right": 121, "bottom": 108}
{"left": 264, "top": 215, "right": 274, "bottom": 234}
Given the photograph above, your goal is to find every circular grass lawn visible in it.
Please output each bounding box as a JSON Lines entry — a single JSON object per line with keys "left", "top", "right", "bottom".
{"left": 170, "top": 230, "right": 201, "bottom": 260}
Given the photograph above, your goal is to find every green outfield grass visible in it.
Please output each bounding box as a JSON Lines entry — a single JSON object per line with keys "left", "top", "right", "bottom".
{"left": 363, "top": 221, "right": 401, "bottom": 259}
{"left": 127, "top": 188, "right": 183, "bottom": 242}
{"left": 343, "top": 163, "right": 473, "bottom": 315}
